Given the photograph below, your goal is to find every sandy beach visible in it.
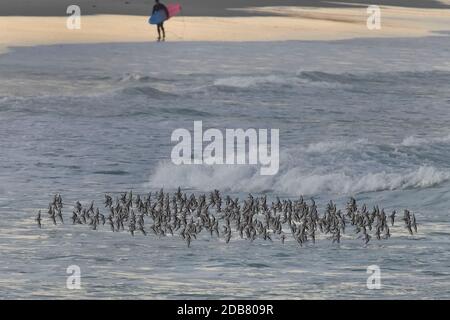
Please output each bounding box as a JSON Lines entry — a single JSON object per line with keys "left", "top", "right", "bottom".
{"left": 1, "top": 4, "right": 450, "bottom": 54}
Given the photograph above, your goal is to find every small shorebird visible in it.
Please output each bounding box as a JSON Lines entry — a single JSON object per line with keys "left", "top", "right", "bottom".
{"left": 390, "top": 210, "right": 396, "bottom": 226}
{"left": 35, "top": 210, "right": 42, "bottom": 228}
{"left": 35, "top": 192, "right": 418, "bottom": 248}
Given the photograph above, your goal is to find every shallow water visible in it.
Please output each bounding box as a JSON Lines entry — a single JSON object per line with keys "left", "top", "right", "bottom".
{"left": 0, "top": 37, "right": 449, "bottom": 299}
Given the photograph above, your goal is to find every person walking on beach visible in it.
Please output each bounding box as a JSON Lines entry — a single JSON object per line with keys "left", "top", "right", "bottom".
{"left": 153, "top": 0, "right": 169, "bottom": 41}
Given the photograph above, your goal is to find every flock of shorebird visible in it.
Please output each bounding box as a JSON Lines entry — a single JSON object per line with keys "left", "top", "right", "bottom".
{"left": 36, "top": 189, "right": 418, "bottom": 246}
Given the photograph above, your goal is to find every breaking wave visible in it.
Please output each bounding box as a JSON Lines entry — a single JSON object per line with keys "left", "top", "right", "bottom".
{"left": 148, "top": 162, "right": 450, "bottom": 196}
{"left": 148, "top": 133, "right": 450, "bottom": 195}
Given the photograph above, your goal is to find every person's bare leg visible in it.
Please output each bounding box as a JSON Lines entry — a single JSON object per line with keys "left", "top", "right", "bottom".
{"left": 157, "top": 24, "right": 161, "bottom": 41}
{"left": 161, "top": 23, "right": 166, "bottom": 40}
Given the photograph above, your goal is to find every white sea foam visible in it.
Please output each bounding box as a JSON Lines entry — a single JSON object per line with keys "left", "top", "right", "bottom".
{"left": 400, "top": 134, "right": 450, "bottom": 147}
{"left": 213, "top": 75, "right": 289, "bottom": 88}
{"left": 118, "top": 72, "right": 151, "bottom": 82}
{"left": 213, "top": 74, "right": 353, "bottom": 90}
{"left": 149, "top": 134, "right": 450, "bottom": 195}
{"left": 305, "top": 139, "right": 369, "bottom": 153}
{"left": 148, "top": 160, "right": 450, "bottom": 196}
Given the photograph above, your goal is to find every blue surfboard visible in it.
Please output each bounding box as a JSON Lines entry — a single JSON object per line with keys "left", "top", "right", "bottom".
{"left": 149, "top": 10, "right": 167, "bottom": 25}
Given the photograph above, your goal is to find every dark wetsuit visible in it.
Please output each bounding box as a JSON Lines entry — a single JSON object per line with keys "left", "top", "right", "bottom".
{"left": 153, "top": 3, "right": 169, "bottom": 39}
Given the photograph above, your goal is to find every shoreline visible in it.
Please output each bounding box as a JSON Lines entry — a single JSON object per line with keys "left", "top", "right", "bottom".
{"left": 1, "top": 6, "right": 450, "bottom": 54}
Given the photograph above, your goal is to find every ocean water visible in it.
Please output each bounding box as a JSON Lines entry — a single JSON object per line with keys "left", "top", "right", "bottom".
{"left": 0, "top": 36, "right": 449, "bottom": 299}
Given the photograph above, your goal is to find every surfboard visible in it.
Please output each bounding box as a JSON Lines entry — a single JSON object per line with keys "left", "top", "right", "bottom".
{"left": 148, "top": 3, "right": 181, "bottom": 25}
{"left": 167, "top": 3, "right": 182, "bottom": 17}
{"left": 149, "top": 10, "right": 167, "bottom": 25}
